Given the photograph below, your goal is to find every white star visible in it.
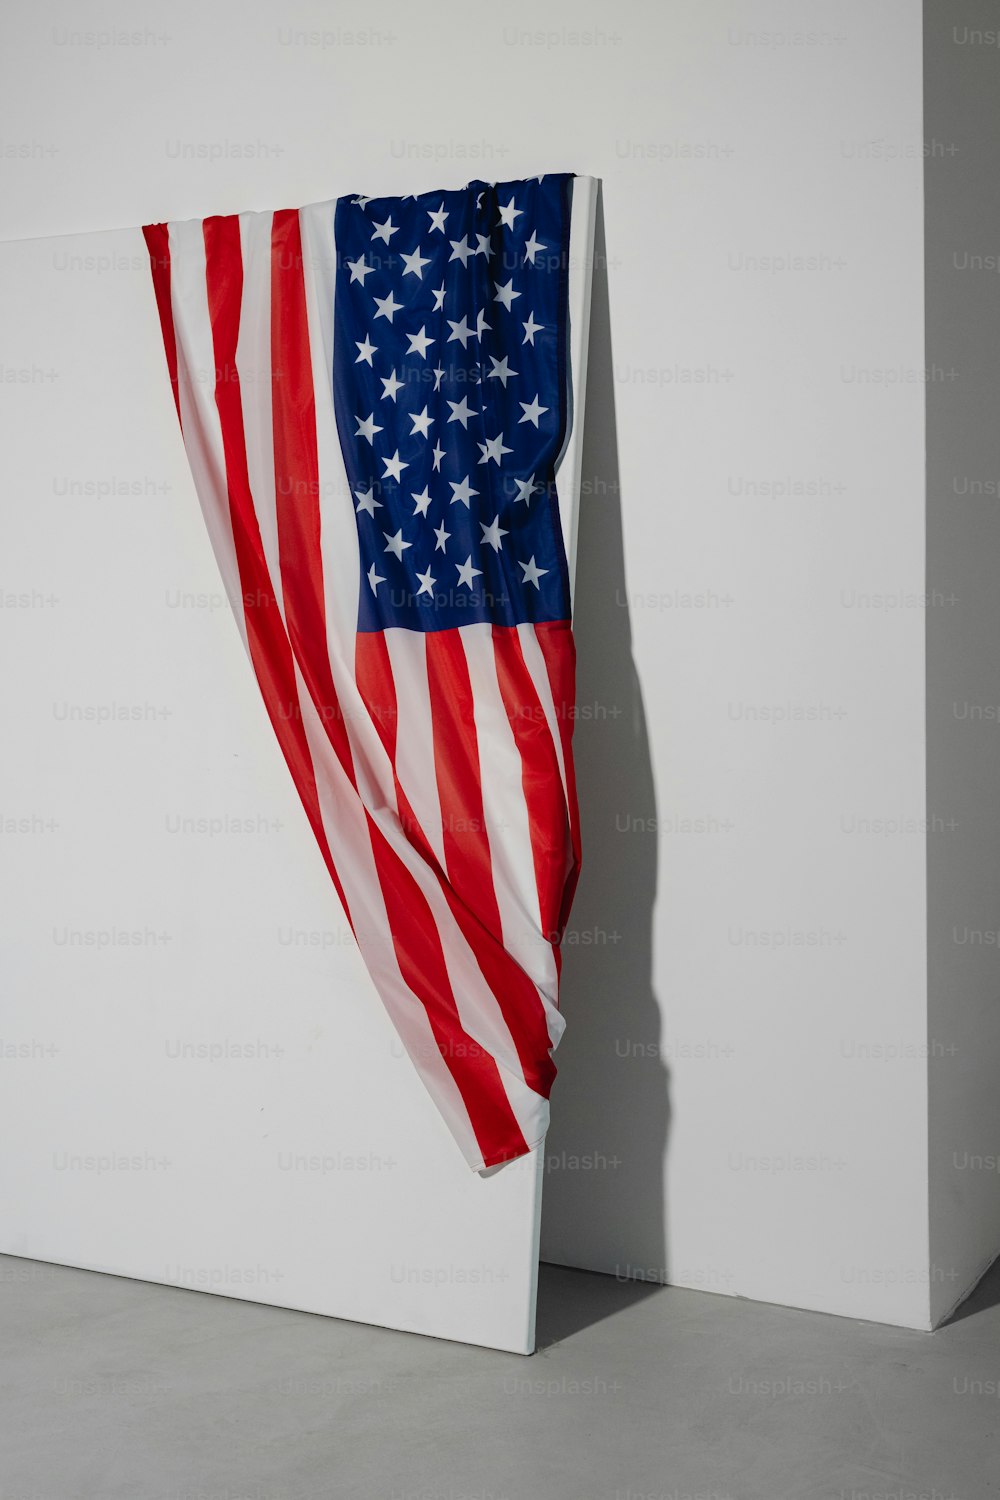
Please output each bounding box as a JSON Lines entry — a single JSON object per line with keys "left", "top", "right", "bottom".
{"left": 447, "top": 316, "right": 475, "bottom": 347}
{"left": 347, "top": 255, "right": 374, "bottom": 284}
{"left": 354, "top": 484, "right": 382, "bottom": 516}
{"left": 449, "top": 236, "right": 474, "bottom": 266}
{"left": 475, "top": 308, "right": 492, "bottom": 340}
{"left": 447, "top": 396, "right": 475, "bottom": 428}
{"left": 431, "top": 441, "right": 445, "bottom": 471}
{"left": 522, "top": 312, "right": 544, "bottom": 345}
{"left": 487, "top": 355, "right": 517, "bottom": 387}
{"left": 353, "top": 195, "right": 373, "bottom": 209}
{"left": 415, "top": 566, "right": 437, "bottom": 597}
{"left": 374, "top": 290, "right": 402, "bottom": 322}
{"left": 355, "top": 412, "right": 382, "bottom": 444}
{"left": 432, "top": 283, "right": 447, "bottom": 311}
{"left": 367, "top": 563, "right": 385, "bottom": 594}
{"left": 382, "top": 449, "right": 408, "bottom": 482}
{"left": 380, "top": 368, "right": 404, "bottom": 402}
{"left": 513, "top": 474, "right": 538, "bottom": 504}
{"left": 519, "top": 396, "right": 549, "bottom": 427}
{"left": 498, "top": 199, "right": 523, "bottom": 231}
{"left": 456, "top": 555, "right": 483, "bottom": 589}
{"left": 449, "top": 475, "right": 480, "bottom": 507}
{"left": 410, "top": 485, "right": 433, "bottom": 517}
{"left": 432, "top": 366, "right": 444, "bottom": 392}
{"left": 480, "top": 517, "right": 508, "bottom": 552}
{"left": 519, "top": 555, "right": 548, "bottom": 589}
{"left": 475, "top": 233, "right": 493, "bottom": 258}
{"left": 428, "top": 204, "right": 448, "bottom": 234}
{"left": 433, "top": 519, "right": 450, "bottom": 552}
{"left": 371, "top": 216, "right": 398, "bottom": 244}
{"left": 383, "top": 528, "right": 412, "bottom": 559}
{"left": 494, "top": 279, "right": 521, "bottom": 311}
{"left": 355, "top": 335, "right": 377, "bottom": 366}
{"left": 407, "top": 326, "right": 435, "bottom": 359}
{"left": 410, "top": 406, "right": 434, "bottom": 438}
{"left": 523, "top": 232, "right": 545, "bottom": 265}
{"left": 478, "top": 433, "right": 513, "bottom": 466}
{"left": 401, "top": 246, "right": 431, "bottom": 279}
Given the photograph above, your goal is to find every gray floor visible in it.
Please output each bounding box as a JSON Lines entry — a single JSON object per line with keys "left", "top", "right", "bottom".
{"left": 1, "top": 1254, "right": 998, "bottom": 1500}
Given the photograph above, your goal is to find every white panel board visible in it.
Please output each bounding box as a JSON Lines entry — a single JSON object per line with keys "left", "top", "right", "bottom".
{"left": 0, "top": 178, "right": 596, "bottom": 1352}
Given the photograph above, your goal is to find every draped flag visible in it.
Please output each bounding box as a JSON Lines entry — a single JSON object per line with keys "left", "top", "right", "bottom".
{"left": 142, "top": 173, "right": 581, "bottom": 1169}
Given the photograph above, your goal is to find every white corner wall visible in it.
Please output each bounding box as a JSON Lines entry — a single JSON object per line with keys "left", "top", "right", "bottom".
{"left": 923, "top": 0, "right": 1000, "bottom": 1328}
{"left": 0, "top": 0, "right": 940, "bottom": 1331}
{"left": 533, "top": 3, "right": 931, "bottom": 1328}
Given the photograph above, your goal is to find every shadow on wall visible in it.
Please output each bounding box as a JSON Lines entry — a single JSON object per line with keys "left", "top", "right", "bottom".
{"left": 537, "top": 185, "right": 669, "bottom": 1329}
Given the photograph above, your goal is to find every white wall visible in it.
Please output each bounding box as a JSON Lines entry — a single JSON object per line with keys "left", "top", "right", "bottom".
{"left": 0, "top": 0, "right": 937, "bottom": 1328}
{"left": 538, "top": 2, "right": 932, "bottom": 1329}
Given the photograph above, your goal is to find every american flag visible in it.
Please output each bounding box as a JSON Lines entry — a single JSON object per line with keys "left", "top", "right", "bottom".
{"left": 142, "top": 173, "right": 581, "bottom": 1170}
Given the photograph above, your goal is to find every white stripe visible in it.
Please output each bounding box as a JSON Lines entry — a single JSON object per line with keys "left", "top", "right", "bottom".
{"left": 382, "top": 629, "right": 447, "bottom": 871}
{"left": 235, "top": 209, "right": 285, "bottom": 621}
{"left": 554, "top": 174, "right": 598, "bottom": 593}
{"left": 168, "top": 220, "right": 248, "bottom": 653}
{"left": 516, "top": 623, "right": 569, "bottom": 802}
{"left": 297, "top": 202, "right": 359, "bottom": 658}
{"left": 459, "top": 624, "right": 564, "bottom": 1049}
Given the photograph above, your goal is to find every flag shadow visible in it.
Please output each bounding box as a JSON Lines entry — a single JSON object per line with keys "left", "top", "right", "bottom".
{"left": 537, "top": 183, "right": 670, "bottom": 1339}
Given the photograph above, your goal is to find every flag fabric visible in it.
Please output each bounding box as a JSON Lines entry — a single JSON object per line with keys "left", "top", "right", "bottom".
{"left": 142, "top": 173, "right": 581, "bottom": 1170}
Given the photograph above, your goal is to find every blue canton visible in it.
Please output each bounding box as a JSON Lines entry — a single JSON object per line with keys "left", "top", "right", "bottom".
{"left": 332, "top": 173, "right": 573, "bottom": 633}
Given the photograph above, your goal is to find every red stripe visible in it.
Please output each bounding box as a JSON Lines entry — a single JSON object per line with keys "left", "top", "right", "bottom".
{"left": 445, "top": 888, "right": 557, "bottom": 1096}
{"left": 355, "top": 632, "right": 397, "bottom": 761}
{"left": 201, "top": 213, "right": 351, "bottom": 925}
{"left": 269, "top": 209, "right": 357, "bottom": 785}
{"left": 356, "top": 633, "right": 455, "bottom": 878}
{"left": 425, "top": 632, "right": 503, "bottom": 938}
{"left": 365, "top": 813, "right": 529, "bottom": 1166}
{"left": 492, "top": 624, "right": 571, "bottom": 947}
{"left": 424, "top": 631, "right": 556, "bottom": 1095}
{"left": 355, "top": 633, "right": 439, "bottom": 865}
{"left": 142, "top": 224, "right": 180, "bottom": 424}
{"left": 534, "top": 620, "right": 582, "bottom": 941}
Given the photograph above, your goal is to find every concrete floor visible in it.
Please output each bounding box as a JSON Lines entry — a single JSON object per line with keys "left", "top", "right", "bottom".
{"left": 1, "top": 1254, "right": 997, "bottom": 1500}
